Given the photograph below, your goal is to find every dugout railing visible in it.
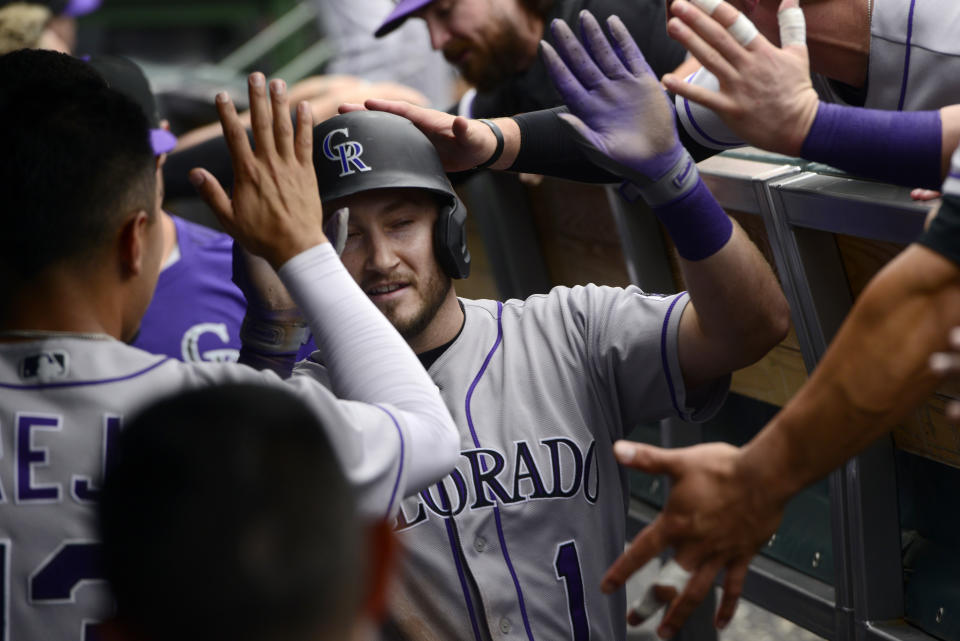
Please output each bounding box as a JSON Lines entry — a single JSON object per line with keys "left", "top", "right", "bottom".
{"left": 459, "top": 152, "right": 959, "bottom": 641}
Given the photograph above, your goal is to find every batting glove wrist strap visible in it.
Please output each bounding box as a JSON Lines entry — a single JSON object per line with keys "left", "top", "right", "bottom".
{"left": 240, "top": 313, "right": 309, "bottom": 354}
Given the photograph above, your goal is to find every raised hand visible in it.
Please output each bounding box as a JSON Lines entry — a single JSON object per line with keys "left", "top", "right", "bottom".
{"left": 541, "top": 11, "right": 681, "bottom": 180}
{"left": 602, "top": 440, "right": 786, "bottom": 637}
{"left": 662, "top": 0, "right": 819, "bottom": 156}
{"left": 338, "top": 99, "right": 502, "bottom": 172}
{"left": 189, "top": 72, "right": 327, "bottom": 269}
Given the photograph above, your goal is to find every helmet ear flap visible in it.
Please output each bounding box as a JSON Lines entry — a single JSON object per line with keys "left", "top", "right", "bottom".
{"left": 434, "top": 196, "right": 471, "bottom": 279}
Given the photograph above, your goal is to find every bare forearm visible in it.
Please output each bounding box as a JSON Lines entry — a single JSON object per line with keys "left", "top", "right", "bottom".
{"left": 741, "top": 244, "right": 960, "bottom": 500}
{"left": 678, "top": 222, "right": 790, "bottom": 387}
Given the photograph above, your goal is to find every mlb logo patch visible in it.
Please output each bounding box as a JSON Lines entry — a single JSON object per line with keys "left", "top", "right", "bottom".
{"left": 20, "top": 351, "right": 69, "bottom": 381}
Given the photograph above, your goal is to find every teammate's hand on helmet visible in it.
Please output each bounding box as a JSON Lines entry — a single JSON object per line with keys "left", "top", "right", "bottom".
{"left": 929, "top": 326, "right": 960, "bottom": 425}
{"left": 188, "top": 72, "right": 327, "bottom": 270}
{"left": 338, "top": 99, "right": 502, "bottom": 172}
{"left": 541, "top": 11, "right": 682, "bottom": 181}
{"left": 661, "top": 0, "right": 819, "bottom": 157}
{"left": 602, "top": 440, "right": 786, "bottom": 638}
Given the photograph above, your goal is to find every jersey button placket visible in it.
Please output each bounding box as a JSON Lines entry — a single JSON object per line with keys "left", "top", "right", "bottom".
{"left": 499, "top": 617, "right": 512, "bottom": 634}
{"left": 474, "top": 536, "right": 487, "bottom": 553}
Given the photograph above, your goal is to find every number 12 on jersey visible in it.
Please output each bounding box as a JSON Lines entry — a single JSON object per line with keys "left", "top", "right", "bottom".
{"left": 555, "top": 540, "right": 589, "bottom": 640}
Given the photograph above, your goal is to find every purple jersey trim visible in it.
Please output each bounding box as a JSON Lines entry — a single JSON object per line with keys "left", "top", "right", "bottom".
{"left": 437, "top": 483, "right": 485, "bottom": 641}
{"left": 0, "top": 357, "right": 170, "bottom": 390}
{"left": 897, "top": 0, "right": 918, "bottom": 111}
{"left": 683, "top": 97, "right": 742, "bottom": 148}
{"left": 463, "top": 302, "right": 537, "bottom": 641}
{"left": 464, "top": 301, "right": 504, "bottom": 450}
{"left": 660, "top": 294, "right": 686, "bottom": 417}
{"left": 374, "top": 404, "right": 405, "bottom": 519}
{"left": 492, "top": 505, "right": 537, "bottom": 640}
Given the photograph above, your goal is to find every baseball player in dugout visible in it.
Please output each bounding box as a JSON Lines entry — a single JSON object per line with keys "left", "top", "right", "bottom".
{"left": 373, "top": 0, "right": 689, "bottom": 118}
{"left": 0, "top": 49, "right": 460, "bottom": 640}
{"left": 305, "top": 11, "right": 791, "bottom": 640}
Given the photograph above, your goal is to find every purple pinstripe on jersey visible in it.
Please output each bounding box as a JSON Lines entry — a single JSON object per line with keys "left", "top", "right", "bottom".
{"left": 0, "top": 357, "right": 170, "bottom": 390}
{"left": 463, "top": 302, "right": 537, "bottom": 641}
{"left": 660, "top": 294, "right": 686, "bottom": 417}
{"left": 374, "top": 404, "right": 405, "bottom": 519}
{"left": 437, "top": 482, "right": 485, "bottom": 641}
{"left": 897, "top": 0, "right": 918, "bottom": 111}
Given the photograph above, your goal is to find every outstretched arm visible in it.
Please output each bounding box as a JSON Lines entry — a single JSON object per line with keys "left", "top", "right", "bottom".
{"left": 190, "top": 73, "right": 460, "bottom": 507}
{"left": 542, "top": 11, "right": 789, "bottom": 389}
{"left": 663, "top": 0, "right": 960, "bottom": 188}
{"left": 604, "top": 161, "right": 960, "bottom": 637}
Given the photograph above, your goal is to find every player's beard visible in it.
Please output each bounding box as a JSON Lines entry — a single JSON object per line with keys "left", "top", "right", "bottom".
{"left": 443, "top": 15, "right": 532, "bottom": 92}
{"left": 377, "top": 268, "right": 452, "bottom": 341}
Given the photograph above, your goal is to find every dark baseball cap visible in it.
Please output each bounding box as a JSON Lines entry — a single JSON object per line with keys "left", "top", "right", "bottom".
{"left": 85, "top": 54, "right": 177, "bottom": 155}
{"left": 374, "top": 0, "right": 433, "bottom": 38}
{"left": 0, "top": 0, "right": 102, "bottom": 17}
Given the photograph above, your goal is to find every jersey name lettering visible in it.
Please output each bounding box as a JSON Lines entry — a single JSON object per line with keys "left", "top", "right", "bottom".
{"left": 396, "top": 437, "right": 600, "bottom": 531}
{"left": 7, "top": 412, "right": 121, "bottom": 505}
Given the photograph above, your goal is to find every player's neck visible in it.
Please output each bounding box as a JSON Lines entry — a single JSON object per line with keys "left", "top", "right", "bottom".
{"left": 2, "top": 267, "right": 123, "bottom": 340}
{"left": 407, "top": 285, "right": 464, "bottom": 355}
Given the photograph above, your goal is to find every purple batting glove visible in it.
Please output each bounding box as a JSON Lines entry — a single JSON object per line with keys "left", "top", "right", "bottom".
{"left": 542, "top": 11, "right": 682, "bottom": 182}
{"left": 541, "top": 11, "right": 683, "bottom": 180}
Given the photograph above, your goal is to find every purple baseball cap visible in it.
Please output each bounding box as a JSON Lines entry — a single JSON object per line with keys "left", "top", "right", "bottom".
{"left": 62, "top": 0, "right": 102, "bottom": 16}
{"left": 374, "top": 0, "right": 434, "bottom": 38}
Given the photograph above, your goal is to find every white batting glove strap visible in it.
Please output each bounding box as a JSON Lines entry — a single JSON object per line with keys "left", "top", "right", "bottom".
{"left": 628, "top": 559, "right": 693, "bottom": 621}
{"left": 323, "top": 206, "right": 350, "bottom": 256}
{"left": 624, "top": 149, "right": 701, "bottom": 207}
{"left": 240, "top": 314, "right": 309, "bottom": 354}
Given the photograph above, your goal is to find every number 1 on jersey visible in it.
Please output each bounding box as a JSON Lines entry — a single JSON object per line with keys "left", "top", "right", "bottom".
{"left": 554, "top": 540, "right": 589, "bottom": 640}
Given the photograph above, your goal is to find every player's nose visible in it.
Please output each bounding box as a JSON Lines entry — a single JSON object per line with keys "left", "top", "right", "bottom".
{"left": 366, "top": 235, "right": 401, "bottom": 273}
{"left": 425, "top": 16, "right": 451, "bottom": 50}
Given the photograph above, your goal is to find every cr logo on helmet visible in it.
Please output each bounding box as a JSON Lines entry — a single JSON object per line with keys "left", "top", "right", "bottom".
{"left": 322, "top": 127, "right": 373, "bottom": 177}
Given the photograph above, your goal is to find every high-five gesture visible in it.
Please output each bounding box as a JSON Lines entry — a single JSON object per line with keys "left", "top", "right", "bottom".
{"left": 541, "top": 11, "right": 681, "bottom": 181}
{"left": 189, "top": 73, "right": 327, "bottom": 269}
{"left": 662, "top": 0, "right": 819, "bottom": 156}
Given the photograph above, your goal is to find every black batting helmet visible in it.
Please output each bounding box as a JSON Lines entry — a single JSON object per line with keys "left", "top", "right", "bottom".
{"left": 313, "top": 111, "right": 471, "bottom": 279}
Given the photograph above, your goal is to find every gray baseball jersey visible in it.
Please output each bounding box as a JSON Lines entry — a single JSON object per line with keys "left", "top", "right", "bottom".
{"left": 381, "top": 286, "right": 728, "bottom": 640}
{"left": 0, "top": 336, "right": 414, "bottom": 641}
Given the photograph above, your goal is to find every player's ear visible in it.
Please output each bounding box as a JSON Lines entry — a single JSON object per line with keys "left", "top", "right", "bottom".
{"left": 361, "top": 519, "right": 400, "bottom": 621}
{"left": 118, "top": 210, "right": 153, "bottom": 278}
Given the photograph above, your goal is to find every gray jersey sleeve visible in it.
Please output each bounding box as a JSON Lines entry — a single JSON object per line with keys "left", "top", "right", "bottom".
{"left": 528, "top": 285, "right": 729, "bottom": 438}
{"left": 180, "top": 360, "right": 416, "bottom": 520}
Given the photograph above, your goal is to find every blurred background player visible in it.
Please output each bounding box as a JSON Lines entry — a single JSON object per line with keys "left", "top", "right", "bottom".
{"left": 373, "top": 0, "right": 689, "bottom": 118}
{"left": 0, "top": 0, "right": 99, "bottom": 53}
{"left": 99, "top": 384, "right": 398, "bottom": 641}
{"left": 302, "top": 11, "right": 790, "bottom": 636}
{"left": 0, "top": 49, "right": 457, "bottom": 640}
